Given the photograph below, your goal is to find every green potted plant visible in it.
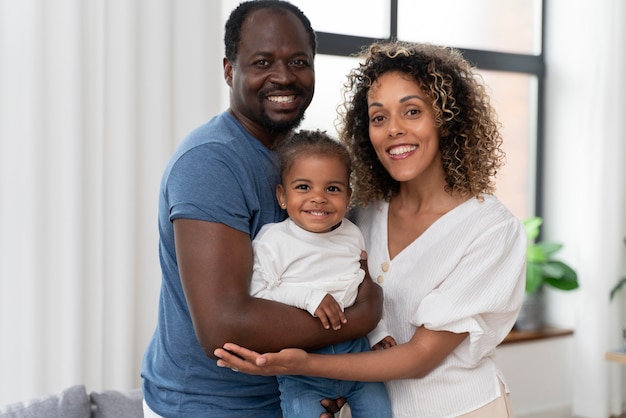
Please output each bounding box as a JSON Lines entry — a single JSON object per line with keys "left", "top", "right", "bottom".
{"left": 524, "top": 216, "right": 579, "bottom": 293}
{"left": 515, "top": 216, "right": 579, "bottom": 331}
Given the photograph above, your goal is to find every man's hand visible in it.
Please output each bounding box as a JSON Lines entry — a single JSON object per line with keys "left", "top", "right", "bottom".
{"left": 314, "top": 294, "right": 347, "bottom": 330}
{"left": 372, "top": 335, "right": 397, "bottom": 350}
{"left": 320, "top": 397, "right": 347, "bottom": 417}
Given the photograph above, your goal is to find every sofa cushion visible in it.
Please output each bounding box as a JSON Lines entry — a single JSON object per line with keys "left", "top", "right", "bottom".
{"left": 89, "top": 389, "right": 142, "bottom": 418}
{"left": 0, "top": 384, "right": 91, "bottom": 418}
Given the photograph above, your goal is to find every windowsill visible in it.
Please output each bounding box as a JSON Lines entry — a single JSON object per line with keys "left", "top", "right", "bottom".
{"left": 500, "top": 326, "right": 574, "bottom": 345}
{"left": 605, "top": 348, "right": 626, "bottom": 365}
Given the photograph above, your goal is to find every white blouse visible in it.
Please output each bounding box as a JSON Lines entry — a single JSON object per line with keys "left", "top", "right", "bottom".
{"left": 356, "top": 195, "right": 526, "bottom": 417}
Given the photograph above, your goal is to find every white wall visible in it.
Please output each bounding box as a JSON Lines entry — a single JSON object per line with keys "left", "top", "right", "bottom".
{"left": 497, "top": 337, "right": 574, "bottom": 418}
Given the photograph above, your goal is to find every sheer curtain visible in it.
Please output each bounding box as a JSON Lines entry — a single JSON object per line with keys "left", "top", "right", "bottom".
{"left": 0, "top": 0, "right": 222, "bottom": 404}
{"left": 544, "top": 0, "right": 626, "bottom": 415}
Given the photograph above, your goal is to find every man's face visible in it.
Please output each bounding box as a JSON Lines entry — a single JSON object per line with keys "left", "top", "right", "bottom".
{"left": 224, "top": 9, "right": 315, "bottom": 144}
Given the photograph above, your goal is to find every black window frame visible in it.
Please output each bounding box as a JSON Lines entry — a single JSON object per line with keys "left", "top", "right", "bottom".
{"left": 315, "top": 0, "right": 546, "bottom": 218}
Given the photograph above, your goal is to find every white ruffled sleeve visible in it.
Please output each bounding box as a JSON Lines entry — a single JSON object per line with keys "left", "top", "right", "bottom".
{"left": 414, "top": 217, "right": 526, "bottom": 363}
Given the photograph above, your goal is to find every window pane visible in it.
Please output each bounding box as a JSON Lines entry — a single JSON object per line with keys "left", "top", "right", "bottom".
{"left": 291, "top": 0, "right": 390, "bottom": 39}
{"left": 300, "top": 55, "right": 360, "bottom": 137}
{"left": 221, "top": 0, "right": 390, "bottom": 38}
{"left": 479, "top": 70, "right": 538, "bottom": 219}
{"left": 398, "top": 0, "right": 542, "bottom": 55}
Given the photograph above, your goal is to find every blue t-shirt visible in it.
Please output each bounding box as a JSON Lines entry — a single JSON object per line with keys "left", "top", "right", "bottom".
{"left": 141, "top": 112, "right": 286, "bottom": 417}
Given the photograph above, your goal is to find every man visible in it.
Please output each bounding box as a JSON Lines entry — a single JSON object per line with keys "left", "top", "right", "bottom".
{"left": 141, "top": 2, "right": 382, "bottom": 417}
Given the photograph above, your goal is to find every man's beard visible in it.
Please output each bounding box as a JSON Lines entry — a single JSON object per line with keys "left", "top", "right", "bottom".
{"left": 259, "top": 107, "right": 306, "bottom": 136}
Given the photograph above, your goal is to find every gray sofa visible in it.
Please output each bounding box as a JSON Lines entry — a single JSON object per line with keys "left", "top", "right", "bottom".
{"left": 0, "top": 385, "right": 143, "bottom": 418}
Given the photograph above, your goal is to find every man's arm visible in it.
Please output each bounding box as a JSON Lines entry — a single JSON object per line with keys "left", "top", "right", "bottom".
{"left": 175, "top": 219, "right": 383, "bottom": 358}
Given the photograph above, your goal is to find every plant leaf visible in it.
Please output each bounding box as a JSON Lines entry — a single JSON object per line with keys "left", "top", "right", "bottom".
{"left": 524, "top": 216, "right": 542, "bottom": 241}
{"left": 610, "top": 277, "right": 626, "bottom": 301}
{"left": 526, "top": 244, "right": 547, "bottom": 263}
{"left": 536, "top": 241, "right": 563, "bottom": 258}
{"left": 541, "top": 262, "right": 565, "bottom": 279}
{"left": 543, "top": 261, "right": 579, "bottom": 290}
{"left": 526, "top": 261, "right": 543, "bottom": 293}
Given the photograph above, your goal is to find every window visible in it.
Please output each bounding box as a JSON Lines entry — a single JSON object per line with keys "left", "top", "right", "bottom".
{"left": 295, "top": 0, "right": 545, "bottom": 220}
{"left": 397, "top": 0, "right": 543, "bottom": 55}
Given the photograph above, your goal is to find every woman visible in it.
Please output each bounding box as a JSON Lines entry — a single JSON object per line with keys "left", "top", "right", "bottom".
{"left": 215, "top": 41, "right": 526, "bottom": 417}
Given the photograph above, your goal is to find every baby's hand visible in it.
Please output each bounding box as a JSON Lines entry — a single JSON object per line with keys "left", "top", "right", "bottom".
{"left": 314, "top": 294, "right": 347, "bottom": 330}
{"left": 372, "top": 335, "right": 397, "bottom": 350}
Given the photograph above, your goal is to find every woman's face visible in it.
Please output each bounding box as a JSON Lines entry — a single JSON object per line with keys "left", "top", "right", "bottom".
{"left": 366, "top": 71, "right": 442, "bottom": 184}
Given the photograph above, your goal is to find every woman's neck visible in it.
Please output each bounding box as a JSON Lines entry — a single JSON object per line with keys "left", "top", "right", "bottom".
{"left": 386, "top": 183, "right": 470, "bottom": 260}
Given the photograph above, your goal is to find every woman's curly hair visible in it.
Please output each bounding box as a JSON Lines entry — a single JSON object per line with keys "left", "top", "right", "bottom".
{"left": 339, "top": 41, "right": 505, "bottom": 205}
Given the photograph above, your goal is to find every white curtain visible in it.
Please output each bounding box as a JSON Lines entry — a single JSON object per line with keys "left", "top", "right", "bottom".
{"left": 544, "top": 0, "right": 626, "bottom": 416}
{"left": 0, "top": 0, "right": 223, "bottom": 405}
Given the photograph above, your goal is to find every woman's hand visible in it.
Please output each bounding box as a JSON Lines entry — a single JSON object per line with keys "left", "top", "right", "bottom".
{"left": 214, "top": 343, "right": 309, "bottom": 376}
{"left": 215, "top": 344, "right": 347, "bottom": 418}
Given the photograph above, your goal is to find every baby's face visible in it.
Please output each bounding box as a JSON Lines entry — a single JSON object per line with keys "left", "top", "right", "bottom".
{"left": 276, "top": 154, "right": 351, "bottom": 233}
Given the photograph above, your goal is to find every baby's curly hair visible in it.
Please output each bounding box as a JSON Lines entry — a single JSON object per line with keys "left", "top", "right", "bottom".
{"left": 277, "top": 129, "right": 351, "bottom": 182}
{"left": 339, "top": 41, "right": 505, "bottom": 205}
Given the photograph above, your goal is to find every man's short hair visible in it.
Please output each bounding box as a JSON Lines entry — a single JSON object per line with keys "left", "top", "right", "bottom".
{"left": 224, "top": 0, "right": 317, "bottom": 62}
